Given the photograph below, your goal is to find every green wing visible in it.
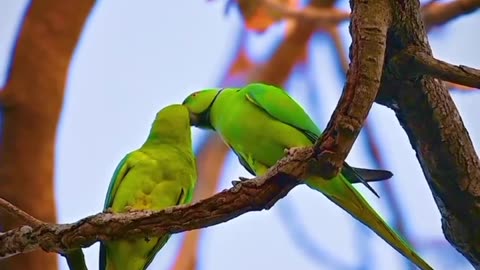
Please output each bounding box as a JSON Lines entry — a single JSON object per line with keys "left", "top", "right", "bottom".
{"left": 243, "top": 83, "right": 321, "bottom": 141}
{"left": 100, "top": 151, "right": 193, "bottom": 270}
{"left": 103, "top": 153, "right": 134, "bottom": 210}
{"left": 100, "top": 152, "right": 136, "bottom": 270}
{"left": 243, "top": 83, "right": 384, "bottom": 196}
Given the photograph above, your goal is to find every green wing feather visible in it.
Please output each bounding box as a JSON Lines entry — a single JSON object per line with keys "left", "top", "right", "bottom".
{"left": 243, "top": 83, "right": 384, "bottom": 196}
{"left": 99, "top": 151, "right": 192, "bottom": 270}
{"left": 243, "top": 83, "right": 321, "bottom": 141}
{"left": 100, "top": 153, "right": 136, "bottom": 270}
{"left": 103, "top": 153, "right": 134, "bottom": 210}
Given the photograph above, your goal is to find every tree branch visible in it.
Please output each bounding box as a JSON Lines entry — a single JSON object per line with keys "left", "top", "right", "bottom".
{"left": 378, "top": 0, "right": 480, "bottom": 267}
{"left": 390, "top": 48, "right": 480, "bottom": 89}
{"left": 0, "top": 148, "right": 310, "bottom": 259}
{"left": 422, "top": 0, "right": 480, "bottom": 30}
{"left": 313, "top": 0, "right": 392, "bottom": 177}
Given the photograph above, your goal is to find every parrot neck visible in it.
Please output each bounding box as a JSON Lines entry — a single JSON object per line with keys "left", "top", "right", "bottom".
{"left": 197, "top": 89, "right": 224, "bottom": 130}
{"left": 143, "top": 119, "right": 192, "bottom": 148}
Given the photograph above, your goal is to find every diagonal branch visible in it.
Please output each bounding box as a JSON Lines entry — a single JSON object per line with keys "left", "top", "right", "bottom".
{"left": 0, "top": 148, "right": 309, "bottom": 259}
{"left": 391, "top": 48, "right": 480, "bottom": 89}
{"left": 313, "top": 0, "right": 392, "bottom": 176}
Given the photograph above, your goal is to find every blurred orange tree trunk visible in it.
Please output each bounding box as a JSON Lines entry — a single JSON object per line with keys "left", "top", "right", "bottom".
{"left": 0, "top": 1, "right": 94, "bottom": 269}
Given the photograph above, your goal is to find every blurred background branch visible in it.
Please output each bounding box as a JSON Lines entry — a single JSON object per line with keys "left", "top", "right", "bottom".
{"left": 422, "top": 0, "right": 480, "bottom": 30}
{"left": 0, "top": 1, "right": 94, "bottom": 270}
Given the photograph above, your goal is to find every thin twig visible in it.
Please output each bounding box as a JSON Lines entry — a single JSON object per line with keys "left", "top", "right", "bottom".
{"left": 0, "top": 198, "right": 42, "bottom": 227}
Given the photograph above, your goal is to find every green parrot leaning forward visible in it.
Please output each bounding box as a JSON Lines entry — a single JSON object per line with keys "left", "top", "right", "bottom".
{"left": 182, "top": 83, "right": 432, "bottom": 270}
{"left": 99, "top": 104, "right": 197, "bottom": 270}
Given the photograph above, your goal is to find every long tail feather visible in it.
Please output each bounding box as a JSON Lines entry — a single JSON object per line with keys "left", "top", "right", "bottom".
{"left": 63, "top": 249, "right": 88, "bottom": 270}
{"left": 342, "top": 163, "right": 380, "bottom": 198}
{"left": 306, "top": 175, "right": 432, "bottom": 270}
{"left": 346, "top": 165, "right": 393, "bottom": 183}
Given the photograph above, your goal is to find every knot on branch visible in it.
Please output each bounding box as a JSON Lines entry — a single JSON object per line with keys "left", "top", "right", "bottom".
{"left": 311, "top": 115, "right": 364, "bottom": 180}
{"left": 387, "top": 46, "right": 426, "bottom": 80}
{"left": 312, "top": 133, "right": 342, "bottom": 179}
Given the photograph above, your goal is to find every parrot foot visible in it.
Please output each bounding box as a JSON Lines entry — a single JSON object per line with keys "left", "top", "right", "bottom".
{"left": 232, "top": 176, "right": 251, "bottom": 187}
{"left": 232, "top": 177, "right": 253, "bottom": 189}
{"left": 104, "top": 208, "right": 114, "bottom": 213}
{"left": 231, "top": 180, "right": 242, "bottom": 187}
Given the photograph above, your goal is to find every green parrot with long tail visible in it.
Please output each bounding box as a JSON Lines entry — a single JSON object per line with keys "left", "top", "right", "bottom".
{"left": 99, "top": 104, "right": 197, "bottom": 270}
{"left": 182, "top": 83, "right": 432, "bottom": 270}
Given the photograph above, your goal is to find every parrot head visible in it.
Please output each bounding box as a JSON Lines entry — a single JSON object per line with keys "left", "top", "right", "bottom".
{"left": 182, "top": 89, "right": 222, "bottom": 130}
{"left": 148, "top": 104, "right": 192, "bottom": 141}
{"left": 155, "top": 104, "right": 190, "bottom": 125}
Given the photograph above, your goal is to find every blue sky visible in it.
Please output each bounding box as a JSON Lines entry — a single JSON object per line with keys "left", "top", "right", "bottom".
{"left": 1, "top": 1, "right": 479, "bottom": 269}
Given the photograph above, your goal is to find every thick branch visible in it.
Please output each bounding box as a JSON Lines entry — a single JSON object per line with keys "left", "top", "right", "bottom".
{"left": 422, "top": 0, "right": 480, "bottom": 30}
{"left": 378, "top": 0, "right": 480, "bottom": 267}
{"left": 0, "top": 148, "right": 310, "bottom": 258}
{"left": 391, "top": 47, "right": 480, "bottom": 89}
{"left": 313, "top": 0, "right": 392, "bottom": 177}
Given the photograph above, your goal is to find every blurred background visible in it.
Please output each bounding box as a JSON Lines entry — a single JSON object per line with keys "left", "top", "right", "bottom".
{"left": 1, "top": 0, "right": 479, "bottom": 269}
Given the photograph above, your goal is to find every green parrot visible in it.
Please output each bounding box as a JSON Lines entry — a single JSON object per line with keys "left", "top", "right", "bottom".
{"left": 99, "top": 104, "right": 197, "bottom": 270}
{"left": 182, "top": 83, "right": 432, "bottom": 270}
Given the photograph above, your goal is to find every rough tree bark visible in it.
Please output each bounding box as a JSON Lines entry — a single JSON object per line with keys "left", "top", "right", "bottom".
{"left": 377, "top": 0, "right": 480, "bottom": 267}
{"left": 0, "top": 1, "right": 95, "bottom": 269}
